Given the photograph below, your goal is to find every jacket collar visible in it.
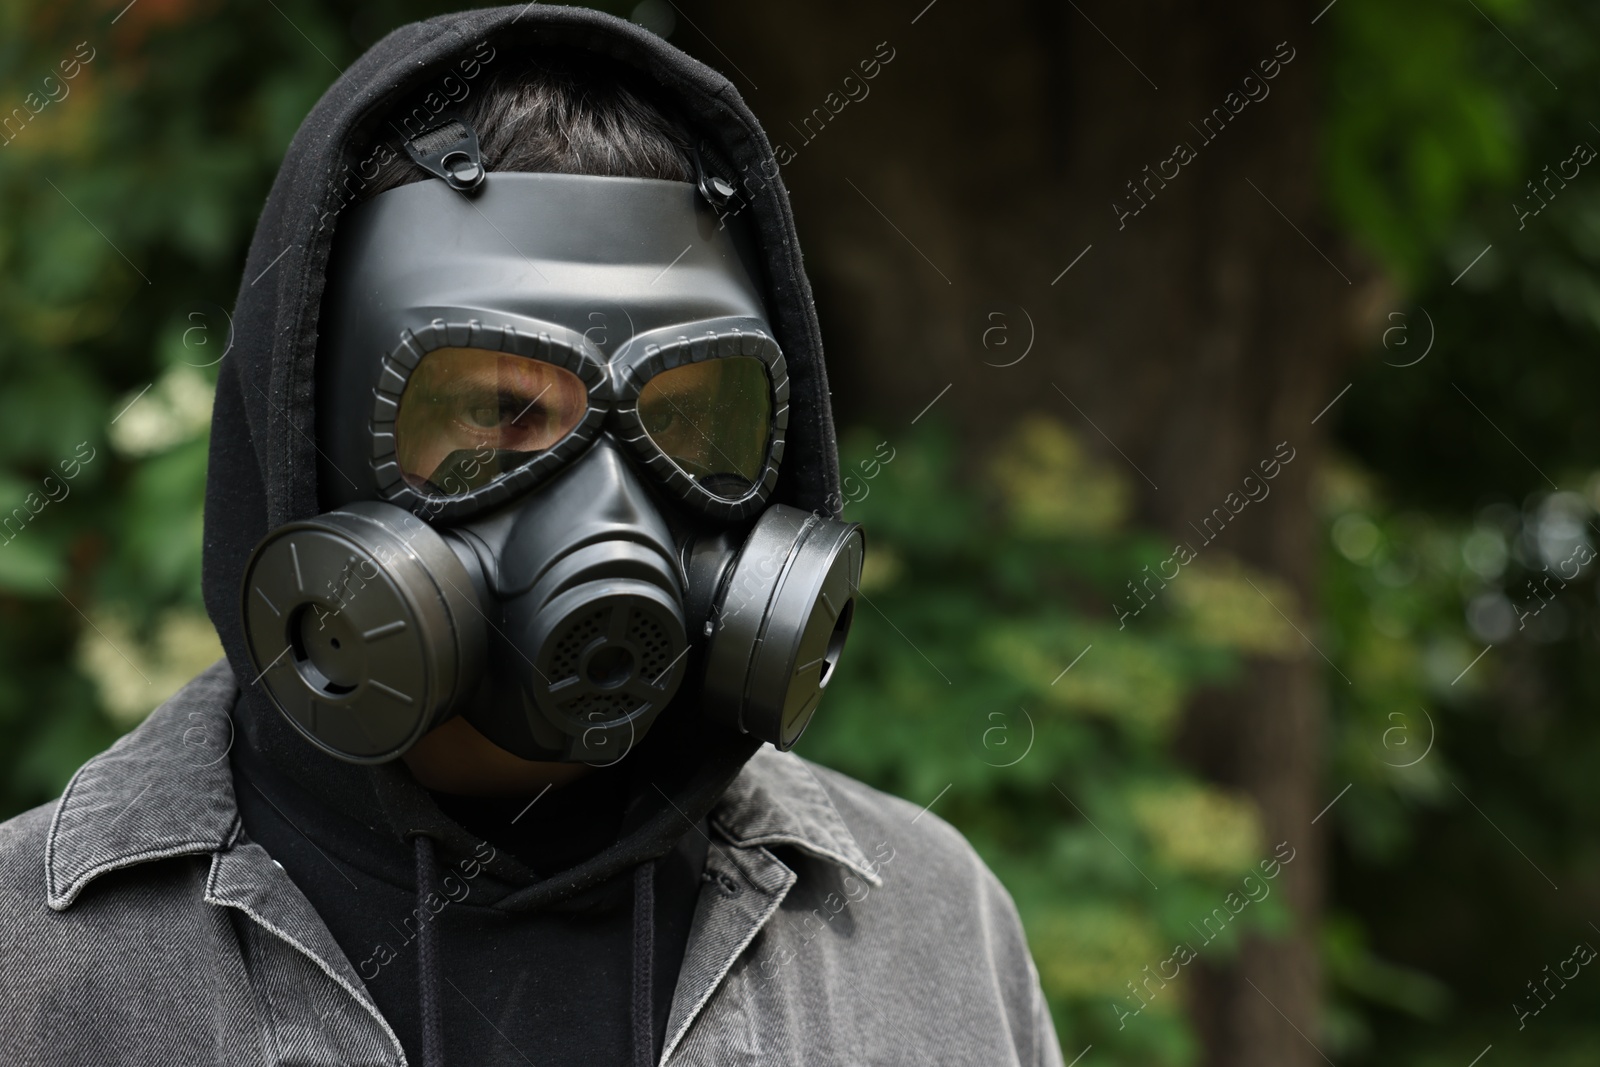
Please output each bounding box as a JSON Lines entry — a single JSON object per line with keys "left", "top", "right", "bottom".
{"left": 46, "top": 659, "right": 242, "bottom": 910}
{"left": 46, "top": 659, "right": 881, "bottom": 908}
{"left": 710, "top": 745, "right": 884, "bottom": 888}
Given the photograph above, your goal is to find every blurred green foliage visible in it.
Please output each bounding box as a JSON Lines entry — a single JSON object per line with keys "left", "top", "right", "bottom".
{"left": 3, "top": 1, "right": 1600, "bottom": 1065}
{"left": 801, "top": 421, "right": 1305, "bottom": 1064}
{"left": 1320, "top": 0, "right": 1600, "bottom": 1062}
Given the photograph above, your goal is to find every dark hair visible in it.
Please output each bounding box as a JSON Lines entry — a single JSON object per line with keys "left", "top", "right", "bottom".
{"left": 360, "top": 55, "right": 694, "bottom": 201}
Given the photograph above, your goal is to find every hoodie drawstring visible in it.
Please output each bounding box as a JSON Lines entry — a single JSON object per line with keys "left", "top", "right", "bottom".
{"left": 413, "top": 833, "right": 445, "bottom": 1067}
{"left": 407, "top": 833, "right": 657, "bottom": 1067}
{"left": 631, "top": 858, "right": 657, "bottom": 1067}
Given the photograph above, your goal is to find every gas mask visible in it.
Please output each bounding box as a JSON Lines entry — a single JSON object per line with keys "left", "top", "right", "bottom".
{"left": 238, "top": 153, "right": 863, "bottom": 765}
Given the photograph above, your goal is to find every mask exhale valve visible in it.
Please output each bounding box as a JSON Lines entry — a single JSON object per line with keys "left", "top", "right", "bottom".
{"left": 492, "top": 439, "right": 692, "bottom": 762}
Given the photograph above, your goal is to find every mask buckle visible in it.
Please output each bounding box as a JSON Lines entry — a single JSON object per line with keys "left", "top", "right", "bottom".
{"left": 691, "top": 141, "right": 741, "bottom": 215}
{"left": 403, "top": 114, "right": 487, "bottom": 193}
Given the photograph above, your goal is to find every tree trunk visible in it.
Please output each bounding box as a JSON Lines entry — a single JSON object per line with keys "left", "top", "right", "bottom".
{"left": 670, "top": 2, "right": 1361, "bottom": 1062}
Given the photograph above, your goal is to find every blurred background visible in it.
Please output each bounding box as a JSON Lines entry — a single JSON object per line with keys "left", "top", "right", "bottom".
{"left": 3, "top": 0, "right": 1598, "bottom": 1063}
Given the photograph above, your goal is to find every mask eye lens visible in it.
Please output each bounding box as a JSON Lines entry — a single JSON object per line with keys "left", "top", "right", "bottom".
{"left": 637, "top": 356, "right": 771, "bottom": 500}
{"left": 396, "top": 347, "right": 589, "bottom": 496}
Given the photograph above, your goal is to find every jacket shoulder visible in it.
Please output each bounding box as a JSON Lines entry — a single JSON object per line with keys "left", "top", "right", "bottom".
{"left": 793, "top": 757, "right": 1034, "bottom": 943}
{"left": 773, "top": 758, "right": 1065, "bottom": 1066}
{"left": 0, "top": 664, "right": 242, "bottom": 1048}
{"left": 799, "top": 758, "right": 992, "bottom": 881}
{"left": 0, "top": 800, "right": 54, "bottom": 900}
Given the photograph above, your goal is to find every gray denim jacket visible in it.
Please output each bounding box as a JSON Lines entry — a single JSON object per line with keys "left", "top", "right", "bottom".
{"left": 0, "top": 661, "right": 1063, "bottom": 1065}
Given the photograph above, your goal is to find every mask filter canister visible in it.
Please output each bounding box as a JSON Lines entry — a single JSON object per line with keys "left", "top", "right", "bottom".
{"left": 240, "top": 502, "right": 485, "bottom": 762}
{"left": 697, "top": 505, "right": 864, "bottom": 750}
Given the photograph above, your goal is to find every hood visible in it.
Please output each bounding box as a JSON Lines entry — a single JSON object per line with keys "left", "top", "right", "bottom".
{"left": 201, "top": 4, "right": 841, "bottom": 903}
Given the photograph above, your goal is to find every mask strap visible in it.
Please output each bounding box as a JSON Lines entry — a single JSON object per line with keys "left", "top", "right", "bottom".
{"left": 403, "top": 114, "right": 487, "bottom": 193}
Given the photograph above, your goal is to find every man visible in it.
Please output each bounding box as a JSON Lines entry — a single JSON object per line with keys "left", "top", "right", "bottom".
{"left": 0, "top": 7, "right": 1062, "bottom": 1066}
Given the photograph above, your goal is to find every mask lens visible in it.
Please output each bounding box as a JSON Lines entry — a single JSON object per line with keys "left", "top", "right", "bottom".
{"left": 396, "top": 347, "right": 588, "bottom": 495}
{"left": 638, "top": 356, "right": 771, "bottom": 499}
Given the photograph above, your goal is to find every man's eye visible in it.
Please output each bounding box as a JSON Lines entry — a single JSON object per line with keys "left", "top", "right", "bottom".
{"left": 646, "top": 407, "right": 678, "bottom": 434}
{"left": 463, "top": 402, "right": 502, "bottom": 429}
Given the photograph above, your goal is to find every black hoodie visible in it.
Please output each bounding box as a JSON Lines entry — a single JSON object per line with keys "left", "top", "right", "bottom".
{"left": 203, "top": 7, "right": 842, "bottom": 1065}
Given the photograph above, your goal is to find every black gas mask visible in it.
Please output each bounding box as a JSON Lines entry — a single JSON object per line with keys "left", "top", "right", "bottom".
{"left": 238, "top": 155, "right": 863, "bottom": 765}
